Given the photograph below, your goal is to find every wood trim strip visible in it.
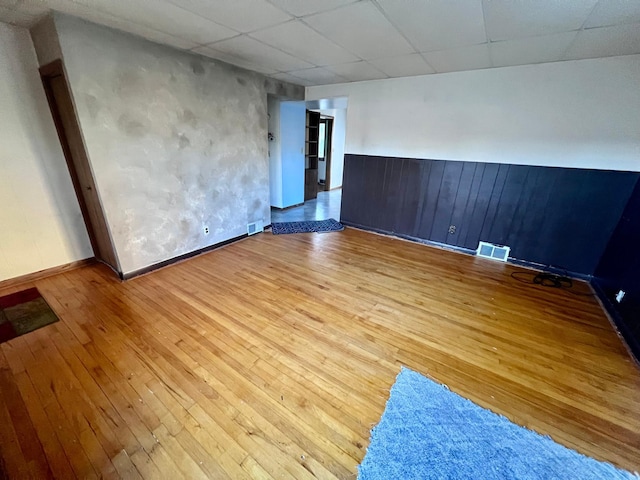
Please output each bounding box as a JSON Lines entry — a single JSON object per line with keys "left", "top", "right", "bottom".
{"left": 592, "top": 281, "right": 640, "bottom": 367}
{"left": 39, "top": 59, "right": 121, "bottom": 274}
{"left": 121, "top": 233, "right": 250, "bottom": 281}
{"left": 0, "top": 258, "right": 96, "bottom": 291}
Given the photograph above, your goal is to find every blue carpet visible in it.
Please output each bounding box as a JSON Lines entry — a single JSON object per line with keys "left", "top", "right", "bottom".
{"left": 271, "top": 218, "right": 344, "bottom": 235}
{"left": 359, "top": 368, "right": 637, "bottom": 480}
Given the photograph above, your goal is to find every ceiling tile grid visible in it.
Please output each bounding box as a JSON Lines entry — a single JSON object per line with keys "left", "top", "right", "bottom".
{"left": 1, "top": 0, "right": 639, "bottom": 85}
{"left": 423, "top": 43, "right": 492, "bottom": 74}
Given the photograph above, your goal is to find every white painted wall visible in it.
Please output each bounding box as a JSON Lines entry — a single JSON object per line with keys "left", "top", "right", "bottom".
{"left": 327, "top": 109, "right": 346, "bottom": 189}
{"left": 307, "top": 55, "right": 640, "bottom": 172}
{"left": 318, "top": 120, "right": 327, "bottom": 183}
{"left": 267, "top": 95, "right": 282, "bottom": 208}
{"left": 268, "top": 99, "right": 305, "bottom": 209}
{"left": 280, "top": 101, "right": 305, "bottom": 208}
{"left": 0, "top": 23, "right": 93, "bottom": 282}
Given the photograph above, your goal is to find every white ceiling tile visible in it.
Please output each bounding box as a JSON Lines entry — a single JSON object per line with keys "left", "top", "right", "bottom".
{"left": 208, "top": 35, "right": 313, "bottom": 72}
{"left": 563, "top": 22, "right": 640, "bottom": 60}
{"left": 97, "top": 17, "right": 199, "bottom": 50}
{"left": 369, "top": 53, "right": 435, "bottom": 77}
{"left": 304, "top": 1, "right": 414, "bottom": 59}
{"left": 66, "top": 0, "right": 239, "bottom": 45}
{"left": 192, "top": 44, "right": 279, "bottom": 74}
{"left": 376, "top": 0, "right": 486, "bottom": 52}
{"left": 3, "top": 0, "right": 638, "bottom": 82}
{"left": 47, "top": 2, "right": 200, "bottom": 50}
{"left": 326, "top": 61, "right": 387, "bottom": 81}
{"left": 164, "top": 0, "right": 291, "bottom": 33}
{"left": 266, "top": 0, "right": 358, "bottom": 17}
{"left": 250, "top": 20, "right": 358, "bottom": 66}
{"left": 483, "top": 0, "right": 598, "bottom": 41}
{"left": 269, "top": 71, "right": 313, "bottom": 86}
{"left": 584, "top": 0, "right": 640, "bottom": 28}
{"left": 286, "top": 66, "right": 347, "bottom": 85}
{"left": 422, "top": 43, "right": 491, "bottom": 73}
{"left": 491, "top": 31, "right": 578, "bottom": 68}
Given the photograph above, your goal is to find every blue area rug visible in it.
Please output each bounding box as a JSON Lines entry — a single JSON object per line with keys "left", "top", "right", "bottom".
{"left": 359, "top": 368, "right": 637, "bottom": 480}
{"left": 271, "top": 218, "right": 344, "bottom": 235}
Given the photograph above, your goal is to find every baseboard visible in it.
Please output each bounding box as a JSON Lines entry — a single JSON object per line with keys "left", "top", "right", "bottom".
{"left": 342, "top": 221, "right": 477, "bottom": 255}
{"left": 591, "top": 281, "right": 640, "bottom": 366}
{"left": 0, "top": 258, "right": 96, "bottom": 291}
{"left": 121, "top": 233, "right": 249, "bottom": 281}
{"left": 342, "top": 221, "right": 591, "bottom": 281}
{"left": 506, "top": 258, "right": 592, "bottom": 282}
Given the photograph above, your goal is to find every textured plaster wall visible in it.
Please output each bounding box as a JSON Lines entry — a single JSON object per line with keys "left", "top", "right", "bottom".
{"left": 0, "top": 23, "right": 93, "bottom": 281}
{"left": 53, "top": 14, "right": 302, "bottom": 274}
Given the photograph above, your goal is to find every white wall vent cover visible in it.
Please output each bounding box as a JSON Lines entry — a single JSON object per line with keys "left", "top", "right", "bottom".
{"left": 247, "top": 221, "right": 264, "bottom": 236}
{"left": 476, "top": 241, "right": 510, "bottom": 262}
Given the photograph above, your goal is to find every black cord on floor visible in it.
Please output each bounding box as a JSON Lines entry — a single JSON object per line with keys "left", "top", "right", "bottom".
{"left": 510, "top": 270, "right": 594, "bottom": 296}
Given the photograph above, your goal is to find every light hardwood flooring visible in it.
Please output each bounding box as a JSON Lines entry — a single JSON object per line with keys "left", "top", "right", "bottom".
{"left": 0, "top": 227, "right": 638, "bottom": 479}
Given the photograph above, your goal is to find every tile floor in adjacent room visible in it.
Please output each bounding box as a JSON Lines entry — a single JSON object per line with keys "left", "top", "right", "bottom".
{"left": 271, "top": 189, "right": 341, "bottom": 223}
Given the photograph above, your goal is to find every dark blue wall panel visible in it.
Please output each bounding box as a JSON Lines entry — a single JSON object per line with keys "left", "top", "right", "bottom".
{"left": 593, "top": 179, "right": 640, "bottom": 360}
{"left": 341, "top": 154, "right": 639, "bottom": 276}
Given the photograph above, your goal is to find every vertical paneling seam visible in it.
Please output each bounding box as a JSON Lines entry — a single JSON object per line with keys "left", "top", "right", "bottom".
{"left": 413, "top": 160, "right": 430, "bottom": 237}
{"left": 428, "top": 163, "right": 447, "bottom": 240}
{"left": 486, "top": 164, "right": 511, "bottom": 242}
{"left": 478, "top": 164, "right": 502, "bottom": 243}
{"left": 446, "top": 162, "right": 468, "bottom": 245}
{"left": 459, "top": 162, "right": 481, "bottom": 247}
{"left": 505, "top": 167, "right": 532, "bottom": 244}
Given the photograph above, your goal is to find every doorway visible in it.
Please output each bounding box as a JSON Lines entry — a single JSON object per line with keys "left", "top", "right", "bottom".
{"left": 40, "top": 60, "right": 120, "bottom": 274}
{"left": 318, "top": 116, "right": 333, "bottom": 192}
{"left": 304, "top": 109, "right": 320, "bottom": 201}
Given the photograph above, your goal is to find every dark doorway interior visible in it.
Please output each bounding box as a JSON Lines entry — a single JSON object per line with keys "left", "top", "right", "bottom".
{"left": 318, "top": 116, "right": 334, "bottom": 192}
{"left": 304, "top": 109, "right": 319, "bottom": 201}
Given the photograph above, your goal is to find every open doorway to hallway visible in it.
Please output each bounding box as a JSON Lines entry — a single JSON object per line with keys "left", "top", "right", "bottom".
{"left": 318, "top": 116, "right": 334, "bottom": 192}
{"left": 268, "top": 96, "right": 347, "bottom": 223}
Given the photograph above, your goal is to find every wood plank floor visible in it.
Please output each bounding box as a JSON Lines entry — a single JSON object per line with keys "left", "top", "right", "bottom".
{"left": 0, "top": 227, "right": 639, "bottom": 479}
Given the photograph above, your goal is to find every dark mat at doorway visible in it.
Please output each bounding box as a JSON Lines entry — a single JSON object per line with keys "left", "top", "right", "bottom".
{"left": 0, "top": 288, "right": 59, "bottom": 344}
{"left": 271, "top": 218, "right": 344, "bottom": 235}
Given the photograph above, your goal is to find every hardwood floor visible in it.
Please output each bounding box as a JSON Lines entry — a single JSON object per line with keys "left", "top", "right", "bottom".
{"left": 0, "top": 227, "right": 638, "bottom": 479}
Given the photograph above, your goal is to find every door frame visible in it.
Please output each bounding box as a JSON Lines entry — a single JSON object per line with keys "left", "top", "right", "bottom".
{"left": 319, "top": 116, "right": 334, "bottom": 192}
{"left": 39, "top": 59, "right": 120, "bottom": 274}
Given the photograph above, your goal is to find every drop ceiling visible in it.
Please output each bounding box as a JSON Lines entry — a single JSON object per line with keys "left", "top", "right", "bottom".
{"left": 1, "top": 0, "right": 639, "bottom": 86}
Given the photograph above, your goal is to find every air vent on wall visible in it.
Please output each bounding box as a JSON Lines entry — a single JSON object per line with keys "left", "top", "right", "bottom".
{"left": 476, "top": 241, "right": 510, "bottom": 262}
{"left": 247, "top": 221, "right": 264, "bottom": 236}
